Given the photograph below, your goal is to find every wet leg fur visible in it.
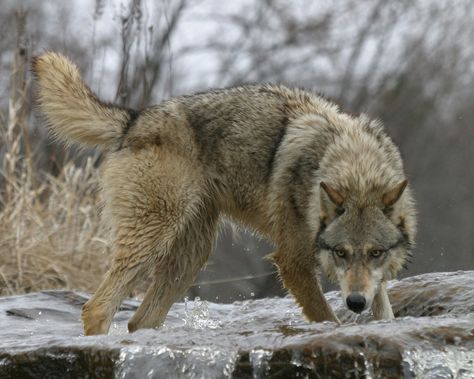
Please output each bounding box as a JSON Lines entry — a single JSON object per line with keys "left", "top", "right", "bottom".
{"left": 81, "top": 146, "right": 206, "bottom": 335}
{"left": 128, "top": 209, "right": 218, "bottom": 332}
{"left": 371, "top": 281, "right": 394, "bottom": 320}
{"left": 272, "top": 249, "right": 340, "bottom": 324}
{"left": 82, "top": 251, "right": 155, "bottom": 335}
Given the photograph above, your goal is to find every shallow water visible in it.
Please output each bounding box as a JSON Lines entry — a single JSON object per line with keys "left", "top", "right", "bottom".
{"left": 0, "top": 271, "right": 473, "bottom": 378}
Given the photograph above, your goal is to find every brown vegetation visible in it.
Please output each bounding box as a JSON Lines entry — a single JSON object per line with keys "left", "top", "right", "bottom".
{"left": 0, "top": 152, "right": 109, "bottom": 295}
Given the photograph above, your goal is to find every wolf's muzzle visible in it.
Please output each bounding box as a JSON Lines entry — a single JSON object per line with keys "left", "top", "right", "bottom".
{"left": 346, "top": 293, "right": 366, "bottom": 313}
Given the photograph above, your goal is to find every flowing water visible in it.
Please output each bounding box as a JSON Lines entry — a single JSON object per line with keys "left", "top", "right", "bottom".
{"left": 0, "top": 271, "right": 473, "bottom": 378}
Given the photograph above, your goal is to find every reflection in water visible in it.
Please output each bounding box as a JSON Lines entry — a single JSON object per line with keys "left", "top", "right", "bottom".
{"left": 0, "top": 271, "right": 473, "bottom": 378}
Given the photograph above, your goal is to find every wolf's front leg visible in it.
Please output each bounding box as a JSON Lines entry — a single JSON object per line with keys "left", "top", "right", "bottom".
{"left": 273, "top": 250, "right": 340, "bottom": 324}
{"left": 371, "top": 281, "right": 394, "bottom": 320}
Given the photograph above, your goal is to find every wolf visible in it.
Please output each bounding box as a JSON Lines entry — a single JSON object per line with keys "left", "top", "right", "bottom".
{"left": 32, "top": 52, "right": 416, "bottom": 335}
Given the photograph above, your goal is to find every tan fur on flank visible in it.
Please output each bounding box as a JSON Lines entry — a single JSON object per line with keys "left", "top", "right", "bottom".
{"left": 33, "top": 52, "right": 417, "bottom": 335}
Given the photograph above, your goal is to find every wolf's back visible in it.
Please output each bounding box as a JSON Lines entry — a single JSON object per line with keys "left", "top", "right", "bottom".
{"left": 32, "top": 52, "right": 134, "bottom": 150}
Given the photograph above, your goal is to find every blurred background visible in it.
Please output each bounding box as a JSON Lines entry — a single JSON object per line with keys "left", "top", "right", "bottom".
{"left": 0, "top": 0, "right": 472, "bottom": 301}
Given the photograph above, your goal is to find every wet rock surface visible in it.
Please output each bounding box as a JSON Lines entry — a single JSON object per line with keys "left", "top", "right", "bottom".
{"left": 0, "top": 271, "right": 473, "bottom": 378}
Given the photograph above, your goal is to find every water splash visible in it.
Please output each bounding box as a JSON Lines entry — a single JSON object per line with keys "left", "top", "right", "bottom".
{"left": 249, "top": 349, "right": 272, "bottom": 378}
{"left": 183, "top": 297, "right": 222, "bottom": 330}
{"left": 403, "top": 347, "right": 474, "bottom": 379}
{"left": 116, "top": 345, "right": 238, "bottom": 379}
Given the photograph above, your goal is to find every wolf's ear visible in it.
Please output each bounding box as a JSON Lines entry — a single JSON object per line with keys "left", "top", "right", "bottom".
{"left": 382, "top": 179, "right": 408, "bottom": 207}
{"left": 320, "top": 182, "right": 344, "bottom": 206}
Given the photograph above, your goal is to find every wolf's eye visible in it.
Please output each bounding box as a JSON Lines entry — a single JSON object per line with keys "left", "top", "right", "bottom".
{"left": 333, "top": 249, "right": 346, "bottom": 258}
{"left": 369, "top": 249, "right": 385, "bottom": 258}
{"left": 335, "top": 206, "right": 345, "bottom": 216}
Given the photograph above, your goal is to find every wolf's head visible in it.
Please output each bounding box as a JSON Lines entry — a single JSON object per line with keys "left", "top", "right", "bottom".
{"left": 316, "top": 180, "right": 414, "bottom": 314}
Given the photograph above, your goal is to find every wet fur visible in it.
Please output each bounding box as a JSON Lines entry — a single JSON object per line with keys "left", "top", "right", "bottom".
{"left": 33, "top": 52, "right": 416, "bottom": 335}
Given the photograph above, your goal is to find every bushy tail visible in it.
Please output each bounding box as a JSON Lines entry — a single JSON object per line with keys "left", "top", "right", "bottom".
{"left": 32, "top": 52, "right": 135, "bottom": 150}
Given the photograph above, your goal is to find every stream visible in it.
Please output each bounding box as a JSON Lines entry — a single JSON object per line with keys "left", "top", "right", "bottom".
{"left": 0, "top": 271, "right": 473, "bottom": 378}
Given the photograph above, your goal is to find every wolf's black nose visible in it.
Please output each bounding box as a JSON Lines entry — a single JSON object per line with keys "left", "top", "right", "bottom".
{"left": 346, "top": 293, "right": 366, "bottom": 313}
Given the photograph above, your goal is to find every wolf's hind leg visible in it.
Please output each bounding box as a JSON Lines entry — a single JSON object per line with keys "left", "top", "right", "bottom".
{"left": 82, "top": 146, "right": 204, "bottom": 335}
{"left": 128, "top": 208, "right": 218, "bottom": 332}
{"left": 127, "top": 238, "right": 214, "bottom": 332}
{"left": 273, "top": 249, "right": 340, "bottom": 324}
{"left": 371, "top": 281, "right": 394, "bottom": 320}
{"left": 81, "top": 250, "right": 154, "bottom": 335}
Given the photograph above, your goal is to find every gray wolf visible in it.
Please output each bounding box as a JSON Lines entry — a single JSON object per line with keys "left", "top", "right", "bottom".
{"left": 32, "top": 52, "right": 416, "bottom": 335}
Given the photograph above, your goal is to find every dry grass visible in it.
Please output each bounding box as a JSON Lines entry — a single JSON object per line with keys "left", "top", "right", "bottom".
{"left": 0, "top": 139, "right": 112, "bottom": 296}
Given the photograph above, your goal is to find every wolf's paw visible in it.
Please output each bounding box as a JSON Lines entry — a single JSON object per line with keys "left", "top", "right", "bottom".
{"left": 81, "top": 302, "right": 112, "bottom": 335}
